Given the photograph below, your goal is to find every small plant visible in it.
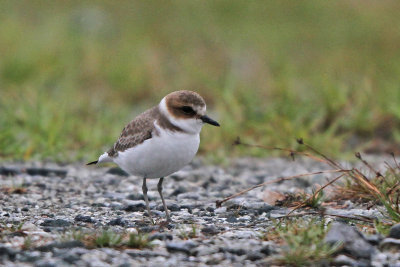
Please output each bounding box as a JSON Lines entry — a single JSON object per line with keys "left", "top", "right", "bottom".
{"left": 267, "top": 218, "right": 341, "bottom": 266}
{"left": 374, "top": 220, "right": 392, "bottom": 236}
{"left": 178, "top": 224, "right": 198, "bottom": 240}
{"left": 1, "top": 185, "right": 27, "bottom": 194}
{"left": 0, "top": 221, "right": 25, "bottom": 239}
{"left": 21, "top": 236, "right": 33, "bottom": 250}
{"left": 333, "top": 153, "right": 400, "bottom": 223}
{"left": 126, "top": 232, "right": 152, "bottom": 249}
{"left": 94, "top": 229, "right": 123, "bottom": 248}
{"left": 61, "top": 229, "right": 87, "bottom": 243}
{"left": 304, "top": 188, "right": 324, "bottom": 209}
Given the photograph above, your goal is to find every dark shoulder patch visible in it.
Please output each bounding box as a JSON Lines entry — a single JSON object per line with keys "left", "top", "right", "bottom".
{"left": 107, "top": 107, "right": 158, "bottom": 157}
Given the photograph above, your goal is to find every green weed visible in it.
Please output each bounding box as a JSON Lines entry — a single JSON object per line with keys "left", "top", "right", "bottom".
{"left": 178, "top": 224, "right": 198, "bottom": 240}
{"left": 267, "top": 219, "right": 341, "bottom": 266}
{"left": 94, "top": 229, "right": 123, "bottom": 248}
{"left": 126, "top": 232, "right": 152, "bottom": 249}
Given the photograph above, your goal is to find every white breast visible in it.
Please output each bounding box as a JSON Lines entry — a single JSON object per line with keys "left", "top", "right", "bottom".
{"left": 113, "top": 126, "right": 200, "bottom": 179}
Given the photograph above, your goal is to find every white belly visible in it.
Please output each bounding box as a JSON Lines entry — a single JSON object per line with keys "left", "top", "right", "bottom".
{"left": 113, "top": 131, "right": 200, "bottom": 178}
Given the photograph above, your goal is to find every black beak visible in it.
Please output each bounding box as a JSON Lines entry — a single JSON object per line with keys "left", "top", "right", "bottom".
{"left": 200, "top": 115, "right": 220, "bottom": 126}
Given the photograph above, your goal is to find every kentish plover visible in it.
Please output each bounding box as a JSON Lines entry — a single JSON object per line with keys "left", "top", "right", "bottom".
{"left": 87, "top": 90, "right": 220, "bottom": 223}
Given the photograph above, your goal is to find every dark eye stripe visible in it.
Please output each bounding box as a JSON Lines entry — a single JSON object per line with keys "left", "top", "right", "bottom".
{"left": 180, "top": 106, "right": 196, "bottom": 115}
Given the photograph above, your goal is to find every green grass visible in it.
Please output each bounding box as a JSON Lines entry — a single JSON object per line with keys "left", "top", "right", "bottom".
{"left": 61, "top": 228, "right": 152, "bottom": 249}
{"left": 126, "top": 232, "right": 152, "bottom": 249}
{"left": 178, "top": 224, "right": 198, "bottom": 240}
{"left": 1, "top": 1, "right": 400, "bottom": 162}
{"left": 264, "top": 218, "right": 341, "bottom": 266}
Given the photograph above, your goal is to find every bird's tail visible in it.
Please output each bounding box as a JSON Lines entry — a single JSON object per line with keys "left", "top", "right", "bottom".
{"left": 86, "top": 160, "right": 98, "bottom": 165}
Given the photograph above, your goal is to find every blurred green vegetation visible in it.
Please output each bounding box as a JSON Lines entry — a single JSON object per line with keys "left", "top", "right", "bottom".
{"left": 1, "top": 1, "right": 400, "bottom": 162}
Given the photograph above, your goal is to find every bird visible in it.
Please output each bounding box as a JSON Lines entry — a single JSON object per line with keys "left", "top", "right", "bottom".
{"left": 87, "top": 90, "right": 220, "bottom": 224}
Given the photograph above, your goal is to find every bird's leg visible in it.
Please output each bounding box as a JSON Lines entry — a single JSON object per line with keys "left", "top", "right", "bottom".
{"left": 157, "top": 177, "right": 171, "bottom": 222}
{"left": 142, "top": 177, "right": 154, "bottom": 224}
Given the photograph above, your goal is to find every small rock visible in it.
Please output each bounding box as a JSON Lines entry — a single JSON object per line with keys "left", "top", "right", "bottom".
{"left": 106, "top": 167, "right": 129, "bottom": 176}
{"left": 332, "top": 255, "right": 359, "bottom": 266}
{"left": 62, "top": 253, "right": 81, "bottom": 264}
{"left": 255, "top": 203, "right": 276, "bottom": 214}
{"left": 388, "top": 223, "right": 400, "bottom": 239}
{"left": 37, "top": 241, "right": 84, "bottom": 252}
{"left": 364, "top": 234, "right": 383, "bottom": 245}
{"left": 166, "top": 241, "right": 197, "bottom": 255}
{"left": 75, "top": 215, "right": 95, "bottom": 223}
{"left": 156, "top": 203, "right": 180, "bottom": 212}
{"left": 108, "top": 217, "right": 127, "bottom": 226}
{"left": 206, "top": 206, "right": 215, "bottom": 212}
{"left": 149, "top": 233, "right": 173, "bottom": 241}
{"left": 259, "top": 245, "right": 271, "bottom": 256}
{"left": 246, "top": 251, "right": 264, "bottom": 261}
{"left": 33, "top": 259, "right": 59, "bottom": 267}
{"left": 379, "top": 238, "right": 400, "bottom": 250}
{"left": 324, "top": 222, "right": 375, "bottom": 259}
{"left": 17, "top": 251, "right": 41, "bottom": 262}
{"left": 40, "top": 219, "right": 71, "bottom": 227}
{"left": 176, "top": 192, "right": 200, "bottom": 201}
{"left": 123, "top": 201, "right": 146, "bottom": 212}
{"left": 226, "top": 216, "right": 238, "bottom": 223}
{"left": 138, "top": 225, "right": 159, "bottom": 233}
{"left": 0, "top": 245, "right": 16, "bottom": 260}
{"left": 127, "top": 250, "right": 169, "bottom": 258}
{"left": 223, "top": 246, "right": 246, "bottom": 256}
{"left": 170, "top": 186, "right": 187, "bottom": 196}
{"left": 0, "top": 167, "right": 20, "bottom": 176}
{"left": 26, "top": 167, "right": 67, "bottom": 177}
{"left": 201, "top": 225, "right": 220, "bottom": 235}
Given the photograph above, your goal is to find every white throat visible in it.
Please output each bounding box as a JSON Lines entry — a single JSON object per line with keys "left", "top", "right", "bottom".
{"left": 159, "top": 97, "right": 204, "bottom": 134}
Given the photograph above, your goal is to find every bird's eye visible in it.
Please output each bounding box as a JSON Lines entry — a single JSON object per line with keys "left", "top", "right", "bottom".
{"left": 180, "top": 106, "right": 195, "bottom": 115}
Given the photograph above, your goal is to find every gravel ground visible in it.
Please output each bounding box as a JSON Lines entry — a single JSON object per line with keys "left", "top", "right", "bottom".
{"left": 1, "top": 157, "right": 399, "bottom": 266}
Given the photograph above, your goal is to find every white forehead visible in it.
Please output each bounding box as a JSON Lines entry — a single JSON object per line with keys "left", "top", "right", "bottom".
{"left": 194, "top": 105, "right": 206, "bottom": 115}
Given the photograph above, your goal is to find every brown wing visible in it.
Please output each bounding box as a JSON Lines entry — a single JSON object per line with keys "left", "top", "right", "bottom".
{"left": 107, "top": 107, "right": 158, "bottom": 157}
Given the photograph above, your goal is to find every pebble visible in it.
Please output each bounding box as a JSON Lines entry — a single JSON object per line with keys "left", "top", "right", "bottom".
{"left": 74, "top": 215, "right": 95, "bottom": 223}
{"left": 389, "top": 224, "right": 400, "bottom": 239}
{"left": 122, "top": 201, "right": 146, "bottom": 212}
{"left": 40, "top": 219, "right": 71, "bottom": 228}
{"left": 166, "top": 241, "right": 198, "bottom": 255}
{"left": 107, "top": 217, "right": 128, "bottom": 227}
{"left": 324, "top": 222, "right": 376, "bottom": 259}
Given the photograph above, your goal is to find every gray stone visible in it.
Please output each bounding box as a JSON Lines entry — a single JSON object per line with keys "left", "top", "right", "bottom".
{"left": 259, "top": 245, "right": 271, "bottom": 256}
{"left": 332, "top": 255, "right": 359, "bottom": 266}
{"left": 149, "top": 233, "right": 173, "bottom": 241}
{"left": 379, "top": 238, "right": 400, "bottom": 250}
{"left": 127, "top": 250, "right": 169, "bottom": 258}
{"left": 156, "top": 203, "right": 180, "bottom": 212}
{"left": 37, "top": 241, "right": 84, "bottom": 252}
{"left": 0, "top": 245, "right": 16, "bottom": 260}
{"left": 166, "top": 241, "right": 198, "bottom": 255}
{"left": 389, "top": 223, "right": 400, "bottom": 239}
{"left": 201, "top": 225, "right": 220, "bottom": 235}
{"left": 123, "top": 201, "right": 146, "bottom": 212}
{"left": 170, "top": 186, "right": 187, "bottom": 196}
{"left": 222, "top": 246, "right": 247, "bottom": 256}
{"left": 246, "top": 251, "right": 264, "bottom": 261}
{"left": 75, "top": 215, "right": 95, "bottom": 223}
{"left": 324, "top": 222, "right": 376, "bottom": 259}
{"left": 106, "top": 167, "right": 129, "bottom": 176}
{"left": 40, "top": 219, "right": 71, "bottom": 227}
{"left": 107, "top": 217, "right": 127, "bottom": 226}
